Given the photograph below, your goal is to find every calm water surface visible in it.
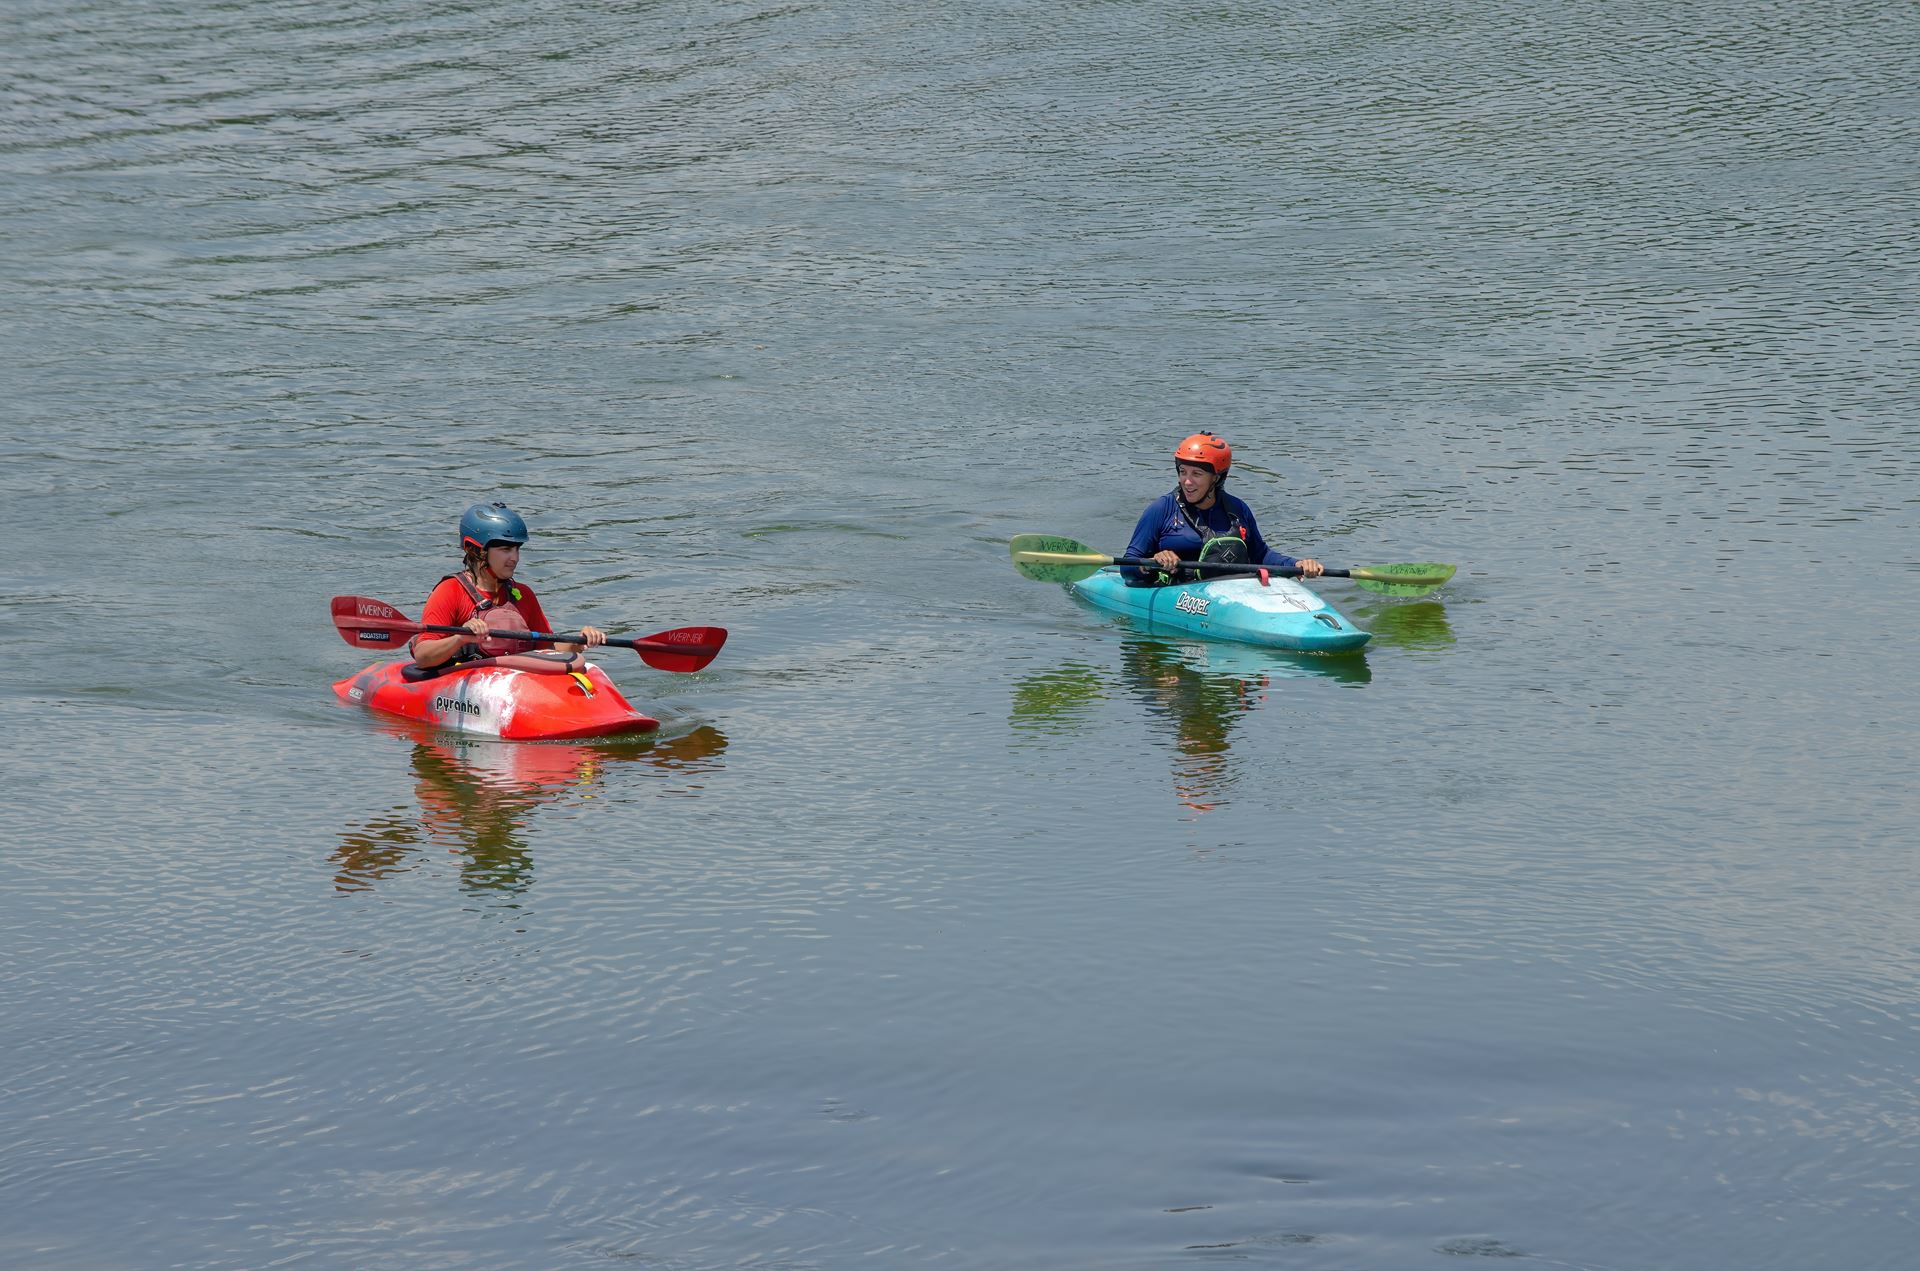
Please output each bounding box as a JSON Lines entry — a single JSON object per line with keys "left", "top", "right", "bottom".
{"left": 3, "top": 2, "right": 1918, "bottom": 1268}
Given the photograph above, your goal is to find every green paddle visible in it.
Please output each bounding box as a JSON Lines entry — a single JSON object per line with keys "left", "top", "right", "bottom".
{"left": 1008, "top": 533, "right": 1455, "bottom": 595}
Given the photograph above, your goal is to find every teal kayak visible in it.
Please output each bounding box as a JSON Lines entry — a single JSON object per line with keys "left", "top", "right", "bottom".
{"left": 1070, "top": 569, "right": 1371, "bottom": 653}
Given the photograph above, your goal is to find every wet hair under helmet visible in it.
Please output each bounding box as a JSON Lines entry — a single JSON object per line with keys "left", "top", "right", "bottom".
{"left": 459, "top": 501, "right": 529, "bottom": 552}
{"left": 1174, "top": 433, "right": 1232, "bottom": 476}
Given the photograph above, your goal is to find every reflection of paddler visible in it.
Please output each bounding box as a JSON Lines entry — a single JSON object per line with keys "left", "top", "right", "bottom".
{"left": 1118, "top": 638, "right": 1267, "bottom": 813}
{"left": 407, "top": 737, "right": 541, "bottom": 893}
{"left": 330, "top": 721, "right": 729, "bottom": 895}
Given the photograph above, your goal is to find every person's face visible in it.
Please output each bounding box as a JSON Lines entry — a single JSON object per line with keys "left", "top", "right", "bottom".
{"left": 485, "top": 542, "right": 521, "bottom": 578}
{"left": 1176, "top": 461, "right": 1217, "bottom": 501}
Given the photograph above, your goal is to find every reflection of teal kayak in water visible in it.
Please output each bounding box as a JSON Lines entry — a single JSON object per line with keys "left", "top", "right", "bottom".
{"left": 1070, "top": 569, "right": 1371, "bottom": 654}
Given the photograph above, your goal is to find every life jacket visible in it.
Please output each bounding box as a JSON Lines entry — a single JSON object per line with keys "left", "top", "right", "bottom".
{"left": 1197, "top": 526, "right": 1249, "bottom": 567}
{"left": 445, "top": 572, "right": 534, "bottom": 659}
{"left": 1149, "top": 498, "right": 1248, "bottom": 581}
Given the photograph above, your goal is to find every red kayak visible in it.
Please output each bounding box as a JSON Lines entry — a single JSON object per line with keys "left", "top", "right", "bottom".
{"left": 333, "top": 651, "right": 661, "bottom": 741}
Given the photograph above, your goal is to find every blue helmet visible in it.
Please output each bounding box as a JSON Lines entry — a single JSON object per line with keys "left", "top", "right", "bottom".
{"left": 459, "top": 502, "right": 529, "bottom": 551}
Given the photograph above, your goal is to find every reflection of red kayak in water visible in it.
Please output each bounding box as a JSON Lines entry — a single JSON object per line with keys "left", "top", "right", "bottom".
{"left": 332, "top": 717, "right": 729, "bottom": 895}
{"left": 333, "top": 652, "right": 660, "bottom": 741}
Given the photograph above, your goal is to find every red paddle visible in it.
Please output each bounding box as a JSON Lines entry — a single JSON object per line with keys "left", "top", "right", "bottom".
{"left": 330, "top": 595, "right": 727, "bottom": 674}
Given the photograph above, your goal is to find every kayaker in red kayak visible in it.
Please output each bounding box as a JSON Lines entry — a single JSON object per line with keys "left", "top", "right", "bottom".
{"left": 1122, "top": 433, "right": 1325, "bottom": 584}
{"left": 411, "top": 502, "right": 607, "bottom": 669}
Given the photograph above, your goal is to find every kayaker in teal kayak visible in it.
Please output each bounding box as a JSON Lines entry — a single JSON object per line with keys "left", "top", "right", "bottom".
{"left": 1122, "top": 433, "right": 1324, "bottom": 584}
{"left": 411, "top": 502, "right": 607, "bottom": 670}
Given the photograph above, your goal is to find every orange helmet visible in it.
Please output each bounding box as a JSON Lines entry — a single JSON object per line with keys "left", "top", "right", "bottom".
{"left": 1174, "top": 433, "right": 1231, "bottom": 475}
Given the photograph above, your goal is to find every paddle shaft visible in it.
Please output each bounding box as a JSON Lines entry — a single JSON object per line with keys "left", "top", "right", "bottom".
{"left": 1105, "top": 556, "right": 1342, "bottom": 579}
{"left": 1008, "top": 534, "right": 1455, "bottom": 592}
{"left": 403, "top": 619, "right": 684, "bottom": 654}
{"left": 331, "top": 594, "right": 727, "bottom": 673}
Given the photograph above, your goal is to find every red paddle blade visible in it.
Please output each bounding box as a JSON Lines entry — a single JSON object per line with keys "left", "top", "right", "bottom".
{"left": 330, "top": 595, "right": 422, "bottom": 649}
{"left": 630, "top": 625, "right": 728, "bottom": 673}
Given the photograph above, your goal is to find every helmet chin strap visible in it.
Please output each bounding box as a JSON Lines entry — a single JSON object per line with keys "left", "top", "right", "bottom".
{"left": 1181, "top": 470, "right": 1223, "bottom": 509}
{"left": 468, "top": 541, "right": 521, "bottom": 590}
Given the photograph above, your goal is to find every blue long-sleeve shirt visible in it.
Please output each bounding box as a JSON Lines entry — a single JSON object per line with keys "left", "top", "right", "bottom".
{"left": 1121, "top": 490, "right": 1300, "bottom": 583}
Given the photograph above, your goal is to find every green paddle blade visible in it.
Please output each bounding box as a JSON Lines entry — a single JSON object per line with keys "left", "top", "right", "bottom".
{"left": 1348, "top": 562, "right": 1456, "bottom": 595}
{"left": 1010, "top": 533, "right": 1112, "bottom": 583}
